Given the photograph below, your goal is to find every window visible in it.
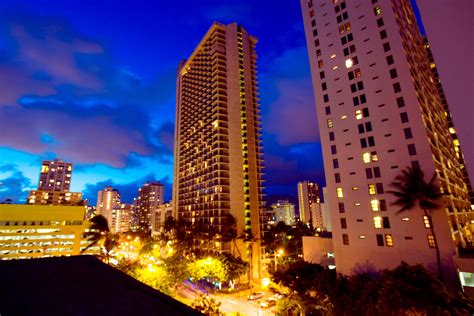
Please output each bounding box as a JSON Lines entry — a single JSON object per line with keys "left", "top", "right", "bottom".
{"left": 408, "top": 144, "right": 417, "bottom": 156}
{"left": 360, "top": 138, "right": 367, "bottom": 148}
{"left": 329, "top": 131, "right": 335, "bottom": 141}
{"left": 374, "top": 216, "right": 382, "bottom": 228}
{"left": 393, "top": 82, "right": 401, "bottom": 93}
{"left": 404, "top": 128, "right": 413, "bottom": 139}
{"left": 343, "top": 45, "right": 356, "bottom": 57}
{"left": 374, "top": 6, "right": 382, "bottom": 15}
{"left": 312, "top": 21, "right": 317, "bottom": 28}
{"left": 373, "top": 167, "right": 381, "bottom": 177}
{"left": 348, "top": 68, "right": 361, "bottom": 80}
{"left": 423, "top": 215, "right": 431, "bottom": 228}
{"left": 380, "top": 199, "right": 387, "bottom": 211}
{"left": 371, "top": 151, "right": 379, "bottom": 161}
{"left": 335, "top": 173, "right": 341, "bottom": 183}
{"left": 325, "top": 106, "right": 331, "bottom": 115}
{"left": 400, "top": 112, "right": 409, "bottom": 123}
{"left": 427, "top": 235, "right": 436, "bottom": 248}
{"left": 339, "top": 22, "right": 351, "bottom": 34}
{"left": 342, "top": 234, "right": 349, "bottom": 245}
{"left": 353, "top": 94, "right": 367, "bottom": 106}
{"left": 389, "top": 68, "right": 398, "bottom": 78}
{"left": 314, "top": 39, "right": 320, "bottom": 47}
{"left": 317, "top": 49, "right": 322, "bottom": 57}
{"left": 396, "top": 96, "right": 405, "bottom": 108}
{"left": 338, "top": 202, "right": 345, "bottom": 213}
{"left": 385, "top": 234, "right": 393, "bottom": 247}
{"left": 355, "top": 110, "right": 363, "bottom": 120}
{"left": 382, "top": 217, "right": 390, "bottom": 228}
{"left": 331, "top": 145, "right": 337, "bottom": 154}
{"left": 318, "top": 60, "right": 324, "bottom": 68}
{"left": 386, "top": 55, "right": 394, "bottom": 65}
{"left": 371, "top": 199, "right": 379, "bottom": 211}
{"left": 358, "top": 124, "right": 365, "bottom": 134}
{"left": 366, "top": 168, "right": 373, "bottom": 179}
{"left": 376, "top": 183, "right": 384, "bottom": 194}
{"left": 351, "top": 81, "right": 364, "bottom": 92}
{"left": 376, "top": 234, "right": 384, "bottom": 246}
{"left": 368, "top": 136, "right": 375, "bottom": 146}
{"left": 368, "top": 184, "right": 376, "bottom": 195}
{"left": 380, "top": 30, "right": 387, "bottom": 39}
{"left": 320, "top": 71, "right": 325, "bottom": 79}
{"left": 362, "top": 152, "right": 371, "bottom": 163}
{"left": 336, "top": 187, "right": 344, "bottom": 198}
{"left": 376, "top": 18, "right": 384, "bottom": 27}
{"left": 383, "top": 42, "right": 391, "bottom": 52}
{"left": 327, "top": 119, "right": 334, "bottom": 128}
{"left": 323, "top": 94, "right": 329, "bottom": 102}
{"left": 340, "top": 218, "right": 347, "bottom": 229}
{"left": 322, "top": 82, "right": 327, "bottom": 90}
{"left": 341, "top": 33, "right": 354, "bottom": 45}
{"left": 333, "top": 159, "right": 339, "bottom": 169}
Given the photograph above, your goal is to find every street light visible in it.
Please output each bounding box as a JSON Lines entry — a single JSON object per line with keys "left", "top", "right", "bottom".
{"left": 274, "top": 248, "right": 284, "bottom": 272}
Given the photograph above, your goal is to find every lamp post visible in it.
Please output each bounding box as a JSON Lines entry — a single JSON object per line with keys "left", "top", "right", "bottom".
{"left": 274, "top": 249, "right": 284, "bottom": 272}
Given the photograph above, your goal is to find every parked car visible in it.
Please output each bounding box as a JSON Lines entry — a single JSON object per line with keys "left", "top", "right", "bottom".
{"left": 260, "top": 298, "right": 277, "bottom": 308}
{"left": 248, "top": 292, "right": 265, "bottom": 301}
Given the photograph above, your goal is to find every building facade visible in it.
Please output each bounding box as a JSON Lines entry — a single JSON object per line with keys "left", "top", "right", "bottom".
{"left": 297, "top": 181, "right": 321, "bottom": 224}
{"left": 271, "top": 200, "right": 296, "bottom": 226}
{"left": 173, "top": 22, "right": 264, "bottom": 281}
{"left": 135, "top": 182, "right": 164, "bottom": 231}
{"left": 151, "top": 203, "right": 173, "bottom": 237}
{"left": 37, "top": 159, "right": 73, "bottom": 192}
{"left": 301, "top": 0, "right": 473, "bottom": 283}
{"left": 0, "top": 204, "right": 92, "bottom": 259}
{"left": 96, "top": 187, "right": 121, "bottom": 232}
{"left": 27, "top": 190, "right": 83, "bottom": 206}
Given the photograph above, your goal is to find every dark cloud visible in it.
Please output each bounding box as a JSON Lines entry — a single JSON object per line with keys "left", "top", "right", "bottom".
{"left": 0, "top": 164, "right": 32, "bottom": 203}
{"left": 82, "top": 174, "right": 172, "bottom": 206}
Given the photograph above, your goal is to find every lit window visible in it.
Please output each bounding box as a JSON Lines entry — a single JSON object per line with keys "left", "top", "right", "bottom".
{"left": 371, "top": 199, "right": 380, "bottom": 211}
{"left": 373, "top": 216, "right": 382, "bottom": 228}
{"left": 359, "top": 235, "right": 366, "bottom": 239}
{"left": 449, "top": 127, "right": 456, "bottom": 134}
{"left": 333, "top": 65, "right": 338, "bottom": 70}
{"left": 385, "top": 234, "right": 393, "bottom": 247}
{"left": 337, "top": 187, "right": 344, "bottom": 198}
{"left": 368, "top": 184, "right": 376, "bottom": 195}
{"left": 345, "top": 58, "right": 353, "bottom": 68}
{"left": 341, "top": 115, "right": 347, "bottom": 119}
{"left": 212, "top": 120, "right": 219, "bottom": 129}
{"left": 401, "top": 217, "right": 410, "bottom": 221}
{"left": 423, "top": 215, "right": 431, "bottom": 228}
{"left": 371, "top": 151, "right": 379, "bottom": 161}
{"left": 355, "top": 110, "right": 363, "bottom": 120}
{"left": 374, "top": 6, "right": 382, "bottom": 15}
{"left": 352, "top": 187, "right": 359, "bottom": 191}
{"left": 327, "top": 119, "right": 333, "bottom": 128}
{"left": 330, "top": 54, "right": 336, "bottom": 58}
{"left": 427, "top": 235, "right": 436, "bottom": 248}
{"left": 363, "top": 152, "right": 371, "bottom": 163}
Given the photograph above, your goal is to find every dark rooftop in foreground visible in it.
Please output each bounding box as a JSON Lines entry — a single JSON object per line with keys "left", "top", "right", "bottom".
{"left": 0, "top": 255, "right": 200, "bottom": 316}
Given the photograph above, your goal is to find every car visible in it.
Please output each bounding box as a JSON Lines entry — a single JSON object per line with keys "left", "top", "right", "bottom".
{"left": 248, "top": 292, "right": 265, "bottom": 301}
{"left": 260, "top": 298, "right": 277, "bottom": 308}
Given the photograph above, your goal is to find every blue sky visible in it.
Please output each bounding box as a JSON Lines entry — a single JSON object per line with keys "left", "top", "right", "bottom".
{"left": 0, "top": 0, "right": 325, "bottom": 205}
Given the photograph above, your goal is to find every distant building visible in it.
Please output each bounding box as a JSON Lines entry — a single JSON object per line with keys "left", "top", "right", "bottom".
{"left": 0, "top": 204, "right": 93, "bottom": 259}
{"left": 151, "top": 203, "right": 173, "bottom": 237}
{"left": 271, "top": 200, "right": 295, "bottom": 226}
{"left": 110, "top": 203, "right": 131, "bottom": 234}
{"left": 96, "top": 187, "right": 121, "bottom": 232}
{"left": 302, "top": 235, "right": 335, "bottom": 268}
{"left": 27, "top": 190, "right": 83, "bottom": 206}
{"left": 37, "top": 159, "right": 73, "bottom": 192}
{"left": 135, "top": 182, "right": 164, "bottom": 231}
{"left": 297, "top": 181, "right": 320, "bottom": 224}
{"left": 28, "top": 159, "right": 82, "bottom": 206}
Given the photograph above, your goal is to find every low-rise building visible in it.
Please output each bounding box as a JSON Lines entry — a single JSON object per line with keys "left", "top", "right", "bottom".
{"left": 0, "top": 204, "right": 92, "bottom": 260}
{"left": 27, "top": 190, "right": 83, "bottom": 206}
{"left": 151, "top": 203, "right": 172, "bottom": 237}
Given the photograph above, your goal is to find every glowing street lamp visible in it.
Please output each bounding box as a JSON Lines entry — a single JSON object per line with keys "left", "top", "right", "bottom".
{"left": 274, "top": 249, "right": 284, "bottom": 272}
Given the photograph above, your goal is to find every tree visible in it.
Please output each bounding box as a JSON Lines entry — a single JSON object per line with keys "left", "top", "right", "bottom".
{"left": 191, "top": 294, "right": 224, "bottom": 316}
{"left": 388, "top": 165, "right": 444, "bottom": 280}
{"left": 82, "top": 215, "right": 118, "bottom": 263}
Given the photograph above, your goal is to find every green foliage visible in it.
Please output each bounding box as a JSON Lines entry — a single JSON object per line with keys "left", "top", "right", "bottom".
{"left": 273, "top": 261, "right": 474, "bottom": 316}
{"left": 191, "top": 294, "right": 223, "bottom": 316}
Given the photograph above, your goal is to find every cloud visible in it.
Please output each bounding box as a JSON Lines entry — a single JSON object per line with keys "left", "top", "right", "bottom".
{"left": 0, "top": 163, "right": 33, "bottom": 203}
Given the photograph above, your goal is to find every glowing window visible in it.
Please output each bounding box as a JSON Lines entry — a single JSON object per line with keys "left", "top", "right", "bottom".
{"left": 363, "top": 152, "right": 371, "bottom": 163}
{"left": 371, "top": 199, "right": 380, "bottom": 211}
{"left": 368, "top": 184, "right": 376, "bottom": 195}
{"left": 385, "top": 234, "right": 393, "bottom": 247}
{"left": 374, "top": 6, "right": 382, "bottom": 15}
{"left": 427, "top": 235, "right": 436, "bottom": 248}
{"left": 355, "top": 109, "right": 363, "bottom": 120}
{"left": 423, "top": 215, "right": 431, "bottom": 228}
{"left": 327, "top": 119, "right": 333, "bottom": 128}
{"left": 336, "top": 187, "right": 344, "bottom": 198}
{"left": 345, "top": 58, "right": 353, "bottom": 68}
{"left": 373, "top": 216, "right": 382, "bottom": 228}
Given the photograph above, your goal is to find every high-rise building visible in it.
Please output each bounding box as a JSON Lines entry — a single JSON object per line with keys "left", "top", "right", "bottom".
{"left": 301, "top": 0, "right": 473, "bottom": 283}
{"left": 135, "top": 182, "right": 164, "bottom": 231}
{"left": 297, "top": 181, "right": 320, "bottom": 224}
{"left": 271, "top": 200, "right": 296, "bottom": 226}
{"left": 96, "top": 187, "right": 121, "bottom": 231}
{"left": 173, "top": 22, "right": 264, "bottom": 281}
{"left": 151, "top": 203, "right": 173, "bottom": 237}
{"left": 37, "top": 159, "right": 73, "bottom": 192}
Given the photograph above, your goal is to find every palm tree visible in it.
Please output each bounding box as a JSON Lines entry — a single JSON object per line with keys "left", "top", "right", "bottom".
{"left": 388, "top": 165, "right": 444, "bottom": 280}
{"left": 221, "top": 214, "right": 241, "bottom": 258}
{"left": 82, "top": 215, "right": 117, "bottom": 263}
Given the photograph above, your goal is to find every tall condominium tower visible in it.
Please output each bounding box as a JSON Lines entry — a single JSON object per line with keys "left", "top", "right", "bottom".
{"left": 271, "top": 200, "right": 296, "bottom": 226}
{"left": 173, "top": 22, "right": 264, "bottom": 281}
{"left": 38, "top": 159, "right": 73, "bottom": 191}
{"left": 301, "top": 0, "right": 473, "bottom": 282}
{"left": 134, "top": 182, "right": 164, "bottom": 231}
{"left": 297, "top": 181, "right": 320, "bottom": 224}
{"left": 96, "top": 187, "right": 121, "bottom": 231}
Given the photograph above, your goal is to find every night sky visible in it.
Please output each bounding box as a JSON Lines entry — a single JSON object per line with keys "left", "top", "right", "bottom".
{"left": 0, "top": 0, "right": 325, "bottom": 205}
